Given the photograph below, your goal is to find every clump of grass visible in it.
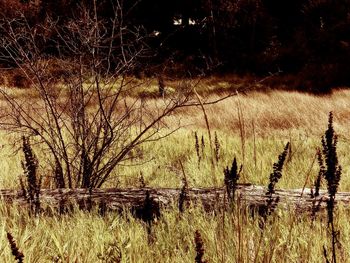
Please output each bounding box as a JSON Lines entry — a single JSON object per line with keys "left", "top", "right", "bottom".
{"left": 224, "top": 157, "right": 241, "bottom": 202}
{"left": 20, "top": 136, "right": 41, "bottom": 215}
{"left": 319, "top": 112, "right": 342, "bottom": 263}
{"left": 97, "top": 242, "right": 122, "bottom": 263}
{"left": 7, "top": 232, "right": 24, "bottom": 263}
{"left": 194, "top": 230, "right": 207, "bottom": 263}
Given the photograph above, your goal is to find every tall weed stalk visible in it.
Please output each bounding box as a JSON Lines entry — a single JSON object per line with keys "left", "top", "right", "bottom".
{"left": 260, "top": 142, "right": 290, "bottom": 221}
{"left": 319, "top": 112, "right": 341, "bottom": 263}
{"left": 224, "top": 157, "right": 242, "bottom": 203}
{"left": 20, "top": 136, "right": 41, "bottom": 215}
{"left": 7, "top": 232, "right": 24, "bottom": 263}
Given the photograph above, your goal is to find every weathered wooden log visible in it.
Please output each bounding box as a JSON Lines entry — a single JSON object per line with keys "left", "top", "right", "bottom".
{"left": 1, "top": 184, "right": 350, "bottom": 213}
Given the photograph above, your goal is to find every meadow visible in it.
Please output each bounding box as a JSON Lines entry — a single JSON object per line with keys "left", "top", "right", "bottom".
{"left": 0, "top": 82, "right": 350, "bottom": 262}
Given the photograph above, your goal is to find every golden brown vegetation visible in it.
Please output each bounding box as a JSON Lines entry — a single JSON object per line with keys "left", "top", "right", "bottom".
{"left": 0, "top": 83, "right": 350, "bottom": 261}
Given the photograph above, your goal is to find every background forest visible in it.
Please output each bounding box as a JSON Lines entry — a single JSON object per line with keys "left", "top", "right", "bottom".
{"left": 1, "top": 0, "right": 350, "bottom": 92}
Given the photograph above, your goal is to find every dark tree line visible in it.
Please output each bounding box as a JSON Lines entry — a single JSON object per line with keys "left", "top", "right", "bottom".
{"left": 1, "top": 0, "right": 350, "bottom": 92}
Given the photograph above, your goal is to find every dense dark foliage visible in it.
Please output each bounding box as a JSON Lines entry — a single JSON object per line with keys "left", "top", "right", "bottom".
{"left": 1, "top": 0, "right": 350, "bottom": 91}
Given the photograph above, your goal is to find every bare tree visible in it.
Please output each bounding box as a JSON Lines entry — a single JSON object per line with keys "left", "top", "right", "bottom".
{"left": 0, "top": 1, "right": 235, "bottom": 189}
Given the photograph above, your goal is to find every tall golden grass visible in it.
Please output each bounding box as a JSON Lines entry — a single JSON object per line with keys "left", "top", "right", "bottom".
{"left": 0, "top": 86, "right": 350, "bottom": 261}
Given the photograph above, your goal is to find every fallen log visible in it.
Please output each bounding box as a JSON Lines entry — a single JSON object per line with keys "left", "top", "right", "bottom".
{"left": 0, "top": 184, "right": 349, "bottom": 214}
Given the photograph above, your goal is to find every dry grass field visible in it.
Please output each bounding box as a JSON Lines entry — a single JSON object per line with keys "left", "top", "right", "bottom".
{"left": 0, "top": 82, "right": 350, "bottom": 262}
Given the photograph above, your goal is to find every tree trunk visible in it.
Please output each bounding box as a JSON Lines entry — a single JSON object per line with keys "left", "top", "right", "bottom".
{"left": 3, "top": 184, "right": 350, "bottom": 213}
